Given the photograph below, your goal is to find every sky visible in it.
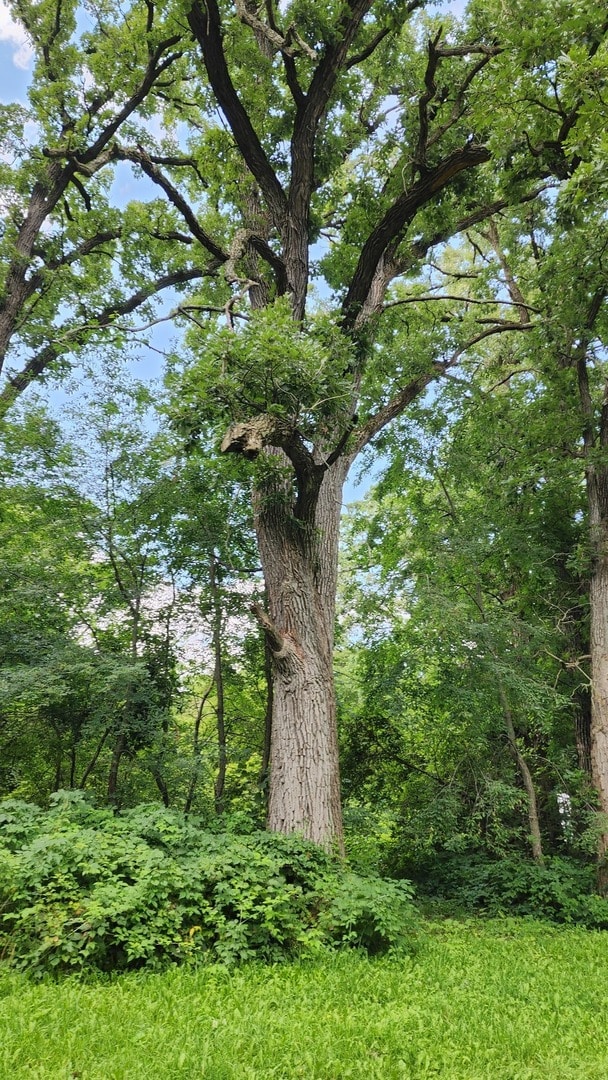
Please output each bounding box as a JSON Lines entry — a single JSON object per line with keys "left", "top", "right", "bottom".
{"left": 0, "top": 4, "right": 32, "bottom": 97}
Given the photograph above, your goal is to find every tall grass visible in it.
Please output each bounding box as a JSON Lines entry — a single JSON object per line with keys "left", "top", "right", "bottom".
{"left": 1, "top": 919, "right": 608, "bottom": 1078}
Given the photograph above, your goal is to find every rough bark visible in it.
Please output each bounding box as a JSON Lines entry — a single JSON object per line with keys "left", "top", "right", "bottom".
{"left": 253, "top": 457, "right": 348, "bottom": 849}
{"left": 259, "top": 637, "right": 274, "bottom": 794}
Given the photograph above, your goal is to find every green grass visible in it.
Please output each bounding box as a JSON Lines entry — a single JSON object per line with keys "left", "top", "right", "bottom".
{"left": 1, "top": 919, "right": 608, "bottom": 1079}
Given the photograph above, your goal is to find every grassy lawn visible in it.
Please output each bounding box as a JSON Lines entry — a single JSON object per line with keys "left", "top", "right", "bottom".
{"left": 1, "top": 918, "right": 608, "bottom": 1079}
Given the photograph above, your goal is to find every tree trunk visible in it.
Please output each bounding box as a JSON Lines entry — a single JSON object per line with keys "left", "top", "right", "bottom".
{"left": 584, "top": 449, "right": 608, "bottom": 889}
{"left": 53, "top": 754, "right": 63, "bottom": 792}
{"left": 499, "top": 683, "right": 544, "bottom": 863}
{"left": 80, "top": 726, "right": 111, "bottom": 789}
{"left": 150, "top": 763, "right": 171, "bottom": 807}
{"left": 574, "top": 689, "right": 592, "bottom": 777}
{"left": 69, "top": 745, "right": 77, "bottom": 789}
{"left": 210, "top": 553, "right": 227, "bottom": 814}
{"left": 107, "top": 732, "right": 125, "bottom": 804}
{"left": 259, "top": 637, "right": 273, "bottom": 795}
{"left": 578, "top": 347, "right": 608, "bottom": 888}
{"left": 255, "top": 459, "right": 347, "bottom": 850}
{"left": 184, "top": 676, "right": 214, "bottom": 814}
{"left": 588, "top": 515, "right": 608, "bottom": 887}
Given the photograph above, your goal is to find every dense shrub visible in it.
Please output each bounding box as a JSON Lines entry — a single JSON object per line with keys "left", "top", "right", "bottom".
{"left": 0, "top": 792, "right": 418, "bottom": 974}
{"left": 407, "top": 851, "right": 608, "bottom": 927}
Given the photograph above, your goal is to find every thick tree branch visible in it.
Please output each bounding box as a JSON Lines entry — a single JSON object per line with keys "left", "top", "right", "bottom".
{"left": 285, "top": 0, "right": 376, "bottom": 316}
{"left": 351, "top": 185, "right": 551, "bottom": 328}
{"left": 325, "top": 414, "right": 359, "bottom": 467}
{"left": 342, "top": 143, "right": 491, "bottom": 328}
{"left": 235, "top": 0, "right": 316, "bottom": 60}
{"left": 144, "top": 152, "right": 210, "bottom": 188}
{"left": 78, "top": 36, "right": 183, "bottom": 165}
{"left": 187, "top": 0, "right": 288, "bottom": 225}
{"left": 351, "top": 372, "right": 434, "bottom": 456}
{"left": 223, "top": 228, "right": 287, "bottom": 294}
{"left": 413, "top": 29, "right": 442, "bottom": 180}
{"left": 346, "top": 25, "right": 392, "bottom": 69}
{"left": 407, "top": 184, "right": 550, "bottom": 268}
{"left": 261, "top": 0, "right": 306, "bottom": 105}
{"left": 290, "top": 0, "right": 373, "bottom": 203}
{"left": 351, "top": 322, "right": 534, "bottom": 454}
{"left": 426, "top": 50, "right": 500, "bottom": 153}
{"left": 251, "top": 604, "right": 291, "bottom": 658}
{"left": 220, "top": 413, "right": 323, "bottom": 518}
{"left": 117, "top": 145, "right": 228, "bottom": 263}
{"left": 43, "top": 230, "right": 122, "bottom": 271}
{"left": 0, "top": 267, "right": 207, "bottom": 419}
{"left": 296, "top": 0, "right": 374, "bottom": 134}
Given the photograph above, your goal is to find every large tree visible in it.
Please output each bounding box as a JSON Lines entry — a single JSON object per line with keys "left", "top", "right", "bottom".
{"left": 2, "top": 0, "right": 606, "bottom": 846}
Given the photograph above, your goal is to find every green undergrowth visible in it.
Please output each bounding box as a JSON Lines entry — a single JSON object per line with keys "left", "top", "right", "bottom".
{"left": 397, "top": 851, "right": 608, "bottom": 927}
{"left": 0, "top": 794, "right": 417, "bottom": 973}
{"left": 1, "top": 920, "right": 608, "bottom": 1078}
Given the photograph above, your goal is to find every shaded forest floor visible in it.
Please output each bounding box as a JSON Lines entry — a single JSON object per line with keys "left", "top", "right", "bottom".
{"left": 1, "top": 918, "right": 607, "bottom": 1078}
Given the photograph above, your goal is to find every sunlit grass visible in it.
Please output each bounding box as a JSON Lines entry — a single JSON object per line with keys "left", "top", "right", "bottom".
{"left": 2, "top": 919, "right": 608, "bottom": 1078}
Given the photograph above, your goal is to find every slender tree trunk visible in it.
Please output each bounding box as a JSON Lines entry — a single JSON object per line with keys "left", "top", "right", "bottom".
{"left": 69, "top": 745, "right": 77, "bottom": 789}
{"left": 107, "top": 732, "right": 125, "bottom": 804}
{"left": 184, "top": 676, "right": 214, "bottom": 814}
{"left": 255, "top": 459, "right": 347, "bottom": 850}
{"left": 150, "top": 764, "right": 170, "bottom": 807}
{"left": 80, "top": 727, "right": 111, "bottom": 788}
{"left": 210, "top": 553, "right": 227, "bottom": 814}
{"left": 587, "top": 472, "right": 608, "bottom": 888}
{"left": 53, "top": 754, "right": 63, "bottom": 792}
{"left": 574, "top": 689, "right": 592, "bottom": 777}
{"left": 499, "top": 683, "right": 544, "bottom": 863}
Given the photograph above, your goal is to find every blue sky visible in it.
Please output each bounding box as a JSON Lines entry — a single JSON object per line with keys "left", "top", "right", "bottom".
{"left": 0, "top": 4, "right": 32, "bottom": 101}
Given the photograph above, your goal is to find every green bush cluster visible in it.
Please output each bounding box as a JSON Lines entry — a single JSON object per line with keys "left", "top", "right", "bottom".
{"left": 0, "top": 793, "right": 418, "bottom": 974}
{"left": 409, "top": 852, "right": 608, "bottom": 927}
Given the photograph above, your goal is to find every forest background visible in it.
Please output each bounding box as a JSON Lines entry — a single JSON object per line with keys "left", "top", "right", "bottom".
{"left": 1, "top": 0, "right": 608, "bottom": 976}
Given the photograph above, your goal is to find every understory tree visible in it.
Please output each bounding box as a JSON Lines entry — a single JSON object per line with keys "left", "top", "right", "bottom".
{"left": 338, "top": 374, "right": 589, "bottom": 867}
{"left": 0, "top": 385, "right": 266, "bottom": 810}
{"left": 1, "top": 0, "right": 606, "bottom": 846}
{"left": 409, "top": 118, "right": 608, "bottom": 870}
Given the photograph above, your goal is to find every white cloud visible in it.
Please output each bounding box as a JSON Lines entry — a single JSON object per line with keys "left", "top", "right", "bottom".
{"left": 0, "top": 3, "right": 33, "bottom": 69}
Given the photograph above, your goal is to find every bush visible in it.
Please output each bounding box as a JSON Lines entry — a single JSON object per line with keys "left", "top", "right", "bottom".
{"left": 0, "top": 793, "right": 419, "bottom": 974}
{"left": 408, "top": 850, "right": 608, "bottom": 927}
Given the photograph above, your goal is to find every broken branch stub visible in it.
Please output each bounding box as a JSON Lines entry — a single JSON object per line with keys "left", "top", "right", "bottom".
{"left": 220, "top": 414, "right": 288, "bottom": 459}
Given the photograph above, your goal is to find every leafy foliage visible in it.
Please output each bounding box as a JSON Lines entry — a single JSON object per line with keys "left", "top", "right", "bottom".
{"left": 0, "top": 794, "right": 418, "bottom": 974}
{"left": 410, "top": 852, "right": 608, "bottom": 928}
{"left": 175, "top": 299, "right": 355, "bottom": 439}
